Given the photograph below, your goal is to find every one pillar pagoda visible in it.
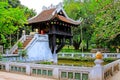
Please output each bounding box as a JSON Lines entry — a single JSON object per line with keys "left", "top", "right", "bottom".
{"left": 28, "top": 3, "right": 81, "bottom": 63}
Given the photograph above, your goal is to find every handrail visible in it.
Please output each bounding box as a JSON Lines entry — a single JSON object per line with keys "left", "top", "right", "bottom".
{"left": 9, "top": 35, "right": 25, "bottom": 54}
{"left": 25, "top": 34, "right": 48, "bottom": 51}
{"left": 24, "top": 37, "right": 37, "bottom": 50}
{"left": 103, "top": 59, "right": 120, "bottom": 80}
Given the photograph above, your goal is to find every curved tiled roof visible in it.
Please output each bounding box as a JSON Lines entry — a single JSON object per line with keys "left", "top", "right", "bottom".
{"left": 28, "top": 8, "right": 80, "bottom": 25}
{"left": 28, "top": 8, "right": 56, "bottom": 24}
{"left": 57, "top": 15, "right": 80, "bottom": 25}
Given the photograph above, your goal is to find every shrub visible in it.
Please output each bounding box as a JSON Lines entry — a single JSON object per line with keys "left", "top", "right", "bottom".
{"left": 18, "top": 41, "right": 23, "bottom": 48}
{"left": 39, "top": 61, "right": 52, "bottom": 65}
{"left": 0, "top": 53, "right": 2, "bottom": 60}
{"left": 103, "top": 58, "right": 117, "bottom": 62}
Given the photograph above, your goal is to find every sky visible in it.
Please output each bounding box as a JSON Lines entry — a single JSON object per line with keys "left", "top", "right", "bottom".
{"left": 19, "top": 0, "right": 63, "bottom": 14}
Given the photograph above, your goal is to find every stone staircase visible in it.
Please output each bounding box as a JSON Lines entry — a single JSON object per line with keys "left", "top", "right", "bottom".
{"left": 13, "top": 35, "right": 33, "bottom": 54}
{"left": 23, "top": 36, "right": 33, "bottom": 48}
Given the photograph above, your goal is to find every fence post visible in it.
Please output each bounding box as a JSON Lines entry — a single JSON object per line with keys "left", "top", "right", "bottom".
{"left": 5, "top": 62, "right": 10, "bottom": 72}
{"left": 89, "top": 52, "right": 104, "bottom": 80}
{"left": 104, "top": 53, "right": 107, "bottom": 58}
{"left": 117, "top": 54, "right": 120, "bottom": 58}
{"left": 71, "top": 53, "right": 74, "bottom": 58}
{"left": 62, "top": 53, "right": 64, "bottom": 57}
{"left": 92, "top": 54, "right": 95, "bottom": 58}
{"left": 22, "top": 30, "right": 26, "bottom": 42}
{"left": 26, "top": 64, "right": 31, "bottom": 75}
{"left": 53, "top": 68, "right": 59, "bottom": 79}
{"left": 82, "top": 54, "right": 84, "bottom": 57}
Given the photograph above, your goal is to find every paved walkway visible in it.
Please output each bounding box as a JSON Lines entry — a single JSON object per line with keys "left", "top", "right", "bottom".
{"left": 0, "top": 71, "right": 55, "bottom": 80}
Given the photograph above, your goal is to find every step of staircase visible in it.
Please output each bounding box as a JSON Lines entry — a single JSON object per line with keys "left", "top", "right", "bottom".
{"left": 13, "top": 36, "right": 33, "bottom": 54}
{"left": 13, "top": 49, "right": 18, "bottom": 54}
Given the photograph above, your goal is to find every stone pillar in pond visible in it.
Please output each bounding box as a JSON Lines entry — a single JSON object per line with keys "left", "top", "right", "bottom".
{"left": 53, "top": 46, "right": 57, "bottom": 64}
{"left": 89, "top": 51, "right": 104, "bottom": 80}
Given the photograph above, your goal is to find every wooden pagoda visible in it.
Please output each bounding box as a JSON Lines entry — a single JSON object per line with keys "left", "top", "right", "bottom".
{"left": 28, "top": 4, "right": 81, "bottom": 54}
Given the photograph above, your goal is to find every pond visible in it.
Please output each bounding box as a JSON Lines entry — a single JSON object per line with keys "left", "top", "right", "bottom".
{"left": 58, "top": 59, "right": 108, "bottom": 67}
{"left": 1, "top": 57, "right": 110, "bottom": 67}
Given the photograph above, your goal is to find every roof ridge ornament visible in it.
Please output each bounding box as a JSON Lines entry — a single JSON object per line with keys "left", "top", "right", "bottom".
{"left": 42, "top": 4, "right": 56, "bottom": 11}
{"left": 42, "top": 6, "right": 47, "bottom": 10}
{"left": 56, "top": 2, "right": 63, "bottom": 8}
{"left": 42, "top": 2, "right": 63, "bottom": 11}
{"left": 48, "top": 4, "right": 56, "bottom": 9}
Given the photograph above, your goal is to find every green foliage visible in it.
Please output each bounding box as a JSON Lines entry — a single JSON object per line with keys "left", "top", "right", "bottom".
{"left": 8, "top": 0, "right": 20, "bottom": 8}
{"left": 0, "top": 1, "right": 27, "bottom": 45}
{"left": 64, "top": 0, "right": 95, "bottom": 50}
{"left": 64, "top": 0, "right": 120, "bottom": 51}
{"left": 91, "top": 0, "right": 120, "bottom": 48}
{"left": 0, "top": 0, "right": 36, "bottom": 48}
{"left": 17, "top": 41, "right": 23, "bottom": 48}
{"left": 59, "top": 57, "right": 117, "bottom": 62}
{"left": 61, "top": 45, "right": 80, "bottom": 52}
{"left": 0, "top": 53, "right": 3, "bottom": 60}
{"left": 5, "top": 0, "right": 36, "bottom": 19}
{"left": 22, "top": 6, "right": 36, "bottom": 19}
{"left": 19, "top": 49, "right": 27, "bottom": 58}
{"left": 103, "top": 58, "right": 118, "bottom": 62}
{"left": 38, "top": 61, "right": 52, "bottom": 65}
{"left": 59, "top": 57, "right": 95, "bottom": 62}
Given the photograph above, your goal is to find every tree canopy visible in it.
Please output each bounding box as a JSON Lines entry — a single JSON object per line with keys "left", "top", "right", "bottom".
{"left": 0, "top": 1, "right": 26, "bottom": 44}
{"left": 92, "top": 0, "right": 120, "bottom": 48}
{"left": 0, "top": 0, "right": 36, "bottom": 48}
{"left": 63, "top": 0, "right": 120, "bottom": 51}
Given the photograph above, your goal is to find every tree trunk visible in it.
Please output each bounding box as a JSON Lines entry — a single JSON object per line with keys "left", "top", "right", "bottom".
{"left": 73, "top": 41, "right": 81, "bottom": 50}
{"left": 86, "top": 40, "right": 89, "bottom": 50}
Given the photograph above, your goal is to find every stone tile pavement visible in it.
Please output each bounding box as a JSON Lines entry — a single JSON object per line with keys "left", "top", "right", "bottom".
{"left": 0, "top": 71, "right": 55, "bottom": 80}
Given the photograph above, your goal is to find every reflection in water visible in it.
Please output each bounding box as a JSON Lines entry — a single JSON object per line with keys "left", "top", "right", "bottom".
{"left": 58, "top": 59, "right": 108, "bottom": 67}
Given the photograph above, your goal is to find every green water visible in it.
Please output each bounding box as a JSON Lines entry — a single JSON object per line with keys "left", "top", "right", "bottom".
{"left": 58, "top": 59, "right": 108, "bottom": 67}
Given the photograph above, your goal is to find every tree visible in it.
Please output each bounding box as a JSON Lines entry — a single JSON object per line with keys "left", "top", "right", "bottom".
{"left": 0, "top": 0, "right": 36, "bottom": 48}
{"left": 0, "top": 1, "right": 27, "bottom": 46}
{"left": 8, "top": 0, "right": 21, "bottom": 8}
{"left": 21, "top": 6, "right": 36, "bottom": 19}
{"left": 63, "top": 0, "right": 95, "bottom": 50}
{"left": 64, "top": 0, "right": 82, "bottom": 50}
{"left": 7, "top": 0, "right": 36, "bottom": 19}
{"left": 91, "top": 0, "right": 120, "bottom": 49}
{"left": 63, "top": 0, "right": 120, "bottom": 51}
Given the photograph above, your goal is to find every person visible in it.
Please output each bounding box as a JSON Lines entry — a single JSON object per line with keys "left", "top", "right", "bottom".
{"left": 41, "top": 30, "right": 44, "bottom": 34}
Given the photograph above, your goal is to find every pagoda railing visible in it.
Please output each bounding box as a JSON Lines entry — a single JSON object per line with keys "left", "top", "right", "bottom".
{"left": 58, "top": 53, "right": 120, "bottom": 58}
{"left": 9, "top": 35, "right": 25, "bottom": 54}
{"left": 9, "top": 35, "right": 33, "bottom": 54}
{"left": 24, "top": 36, "right": 36, "bottom": 50}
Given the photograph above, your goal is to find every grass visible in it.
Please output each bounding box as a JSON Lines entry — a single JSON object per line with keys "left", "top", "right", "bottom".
{"left": 58, "top": 57, "right": 118, "bottom": 63}
{"left": 37, "top": 61, "right": 52, "bottom": 65}
{"left": 60, "top": 45, "right": 89, "bottom": 53}
{"left": 58, "top": 57, "right": 95, "bottom": 62}
{"left": 60, "top": 45, "right": 90, "bottom": 53}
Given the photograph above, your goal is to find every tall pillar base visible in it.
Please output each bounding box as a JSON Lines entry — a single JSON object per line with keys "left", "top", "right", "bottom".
{"left": 53, "top": 53, "right": 58, "bottom": 64}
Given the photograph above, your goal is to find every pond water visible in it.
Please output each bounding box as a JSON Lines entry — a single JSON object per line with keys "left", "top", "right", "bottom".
{"left": 58, "top": 59, "right": 108, "bottom": 67}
